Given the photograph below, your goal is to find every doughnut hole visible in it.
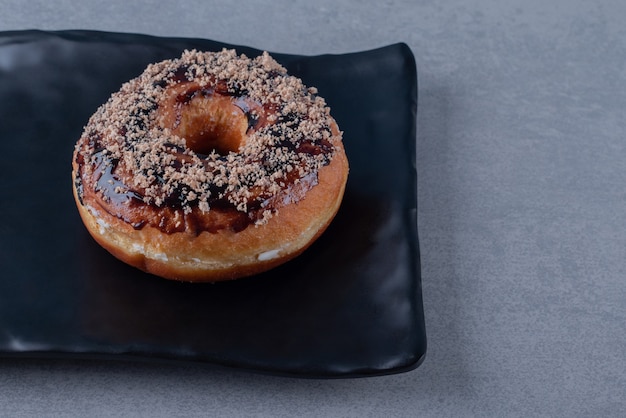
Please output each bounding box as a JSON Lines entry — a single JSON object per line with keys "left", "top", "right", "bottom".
{"left": 158, "top": 88, "right": 249, "bottom": 156}
{"left": 176, "top": 95, "right": 248, "bottom": 155}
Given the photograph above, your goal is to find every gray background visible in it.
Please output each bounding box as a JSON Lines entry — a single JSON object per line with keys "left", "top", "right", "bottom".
{"left": 1, "top": 0, "right": 625, "bottom": 416}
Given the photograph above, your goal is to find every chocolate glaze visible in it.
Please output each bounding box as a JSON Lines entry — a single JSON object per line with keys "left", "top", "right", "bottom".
{"left": 74, "top": 56, "right": 336, "bottom": 235}
{"left": 76, "top": 124, "right": 325, "bottom": 235}
{"left": 76, "top": 146, "right": 251, "bottom": 234}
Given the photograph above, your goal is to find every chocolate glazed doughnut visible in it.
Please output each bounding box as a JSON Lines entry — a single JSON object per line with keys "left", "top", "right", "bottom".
{"left": 72, "top": 49, "right": 349, "bottom": 282}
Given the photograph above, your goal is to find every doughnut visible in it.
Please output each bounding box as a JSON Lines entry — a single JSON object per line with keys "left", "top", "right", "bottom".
{"left": 72, "top": 49, "right": 349, "bottom": 282}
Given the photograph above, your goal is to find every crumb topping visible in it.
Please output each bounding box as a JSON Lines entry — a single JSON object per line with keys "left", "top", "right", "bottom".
{"left": 75, "top": 49, "right": 341, "bottom": 225}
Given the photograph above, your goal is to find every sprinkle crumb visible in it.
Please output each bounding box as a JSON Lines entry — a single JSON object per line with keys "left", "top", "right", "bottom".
{"left": 76, "top": 49, "right": 341, "bottom": 224}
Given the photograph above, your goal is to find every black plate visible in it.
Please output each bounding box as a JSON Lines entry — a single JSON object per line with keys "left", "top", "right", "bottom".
{"left": 0, "top": 30, "right": 425, "bottom": 377}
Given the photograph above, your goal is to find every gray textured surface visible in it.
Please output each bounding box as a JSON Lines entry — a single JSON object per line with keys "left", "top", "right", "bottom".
{"left": 1, "top": 0, "right": 626, "bottom": 416}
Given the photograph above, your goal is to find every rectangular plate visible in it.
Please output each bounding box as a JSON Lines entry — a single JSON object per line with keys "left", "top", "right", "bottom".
{"left": 0, "top": 30, "right": 425, "bottom": 377}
